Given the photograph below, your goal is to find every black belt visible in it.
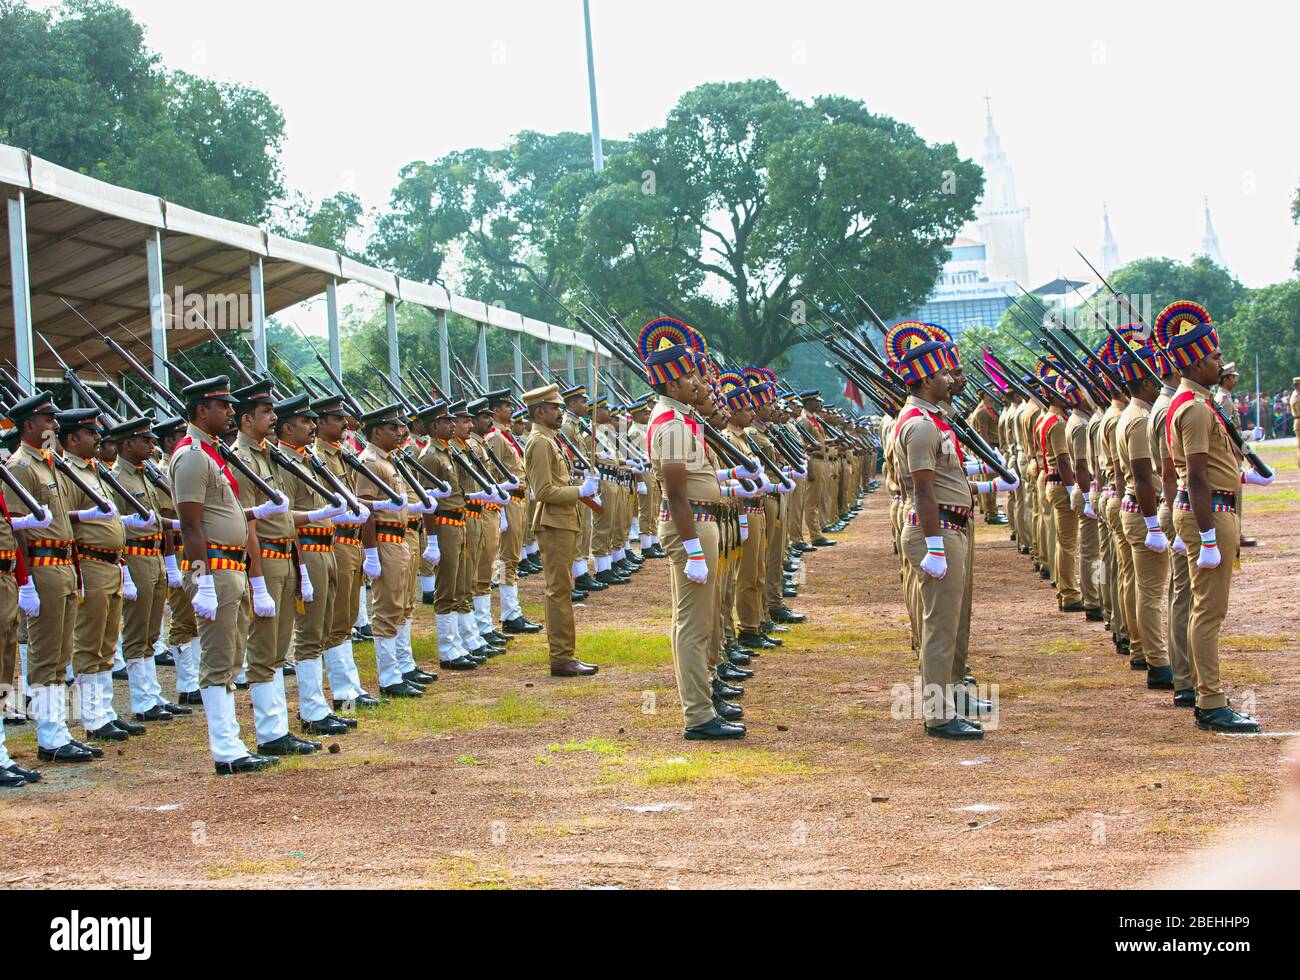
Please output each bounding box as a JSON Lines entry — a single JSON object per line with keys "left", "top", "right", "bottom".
{"left": 0, "top": 559, "right": 15, "bottom": 573}
{"left": 938, "top": 507, "right": 969, "bottom": 529}
{"left": 1174, "top": 490, "right": 1237, "bottom": 509}
{"left": 510, "top": 488, "right": 526, "bottom": 500}
{"left": 79, "top": 545, "right": 122, "bottom": 564}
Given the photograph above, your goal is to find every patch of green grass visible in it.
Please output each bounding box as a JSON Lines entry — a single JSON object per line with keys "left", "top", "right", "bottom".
{"left": 635, "top": 747, "right": 816, "bottom": 787}
{"left": 1248, "top": 488, "right": 1300, "bottom": 504}
{"left": 549, "top": 737, "right": 625, "bottom": 758}
{"left": 499, "top": 627, "right": 674, "bottom": 668}
{"left": 1222, "top": 633, "right": 1292, "bottom": 654}
{"left": 456, "top": 754, "right": 487, "bottom": 766}
{"left": 1144, "top": 816, "right": 1218, "bottom": 837}
{"left": 359, "top": 690, "right": 563, "bottom": 740}
{"left": 207, "top": 854, "right": 303, "bottom": 879}
{"left": 1039, "top": 638, "right": 1089, "bottom": 656}
{"left": 426, "top": 857, "right": 513, "bottom": 890}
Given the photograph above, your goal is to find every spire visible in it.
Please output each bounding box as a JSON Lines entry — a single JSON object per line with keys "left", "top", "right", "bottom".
{"left": 1201, "top": 196, "right": 1224, "bottom": 266}
{"left": 975, "top": 97, "right": 1030, "bottom": 285}
{"left": 1102, "top": 205, "right": 1120, "bottom": 274}
{"left": 981, "top": 98, "right": 1015, "bottom": 209}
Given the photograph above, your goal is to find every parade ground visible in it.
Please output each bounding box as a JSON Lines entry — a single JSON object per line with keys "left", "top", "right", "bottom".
{"left": 3, "top": 440, "right": 1295, "bottom": 891}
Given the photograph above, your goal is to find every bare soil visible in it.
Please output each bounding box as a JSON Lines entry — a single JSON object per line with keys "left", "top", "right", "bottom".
{"left": 4, "top": 443, "right": 1298, "bottom": 890}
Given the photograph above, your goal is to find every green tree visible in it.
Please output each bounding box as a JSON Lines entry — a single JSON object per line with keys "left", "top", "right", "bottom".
{"left": 1103, "top": 256, "right": 1248, "bottom": 328}
{"left": 1219, "top": 278, "right": 1300, "bottom": 393}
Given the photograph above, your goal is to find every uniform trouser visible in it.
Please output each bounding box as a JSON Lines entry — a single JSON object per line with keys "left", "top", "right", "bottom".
{"left": 576, "top": 506, "right": 593, "bottom": 566}
{"left": 1120, "top": 511, "right": 1170, "bottom": 669}
{"left": 1108, "top": 500, "right": 1137, "bottom": 655}
{"left": 294, "top": 549, "right": 337, "bottom": 663}
{"left": 432, "top": 523, "right": 465, "bottom": 616}
{"left": 736, "top": 507, "right": 767, "bottom": 634}
{"left": 1078, "top": 492, "right": 1102, "bottom": 611}
{"left": 72, "top": 559, "right": 123, "bottom": 678}
{"left": 1006, "top": 485, "right": 1018, "bottom": 539}
{"left": 0, "top": 575, "right": 16, "bottom": 711}
{"left": 1174, "top": 510, "right": 1239, "bottom": 710}
{"left": 122, "top": 553, "right": 166, "bottom": 663}
{"left": 1037, "top": 474, "right": 1054, "bottom": 576}
{"left": 523, "top": 500, "right": 537, "bottom": 550}
{"left": 764, "top": 496, "right": 784, "bottom": 611}
{"left": 822, "top": 464, "right": 837, "bottom": 527}
{"left": 499, "top": 498, "right": 525, "bottom": 586}
{"left": 371, "top": 539, "right": 410, "bottom": 640}
{"left": 805, "top": 461, "right": 828, "bottom": 542}
{"left": 1160, "top": 505, "right": 1194, "bottom": 692}
{"left": 592, "top": 482, "right": 618, "bottom": 559}
{"left": 167, "top": 570, "right": 198, "bottom": 647}
{"left": 638, "top": 482, "right": 658, "bottom": 543}
{"left": 890, "top": 495, "right": 904, "bottom": 562}
{"left": 244, "top": 556, "right": 295, "bottom": 683}
{"left": 1048, "top": 484, "right": 1081, "bottom": 607}
{"left": 192, "top": 569, "right": 249, "bottom": 690}
{"left": 327, "top": 540, "right": 363, "bottom": 649}
{"left": 715, "top": 535, "right": 732, "bottom": 668}
{"left": 456, "top": 515, "right": 482, "bottom": 615}
{"left": 534, "top": 526, "right": 576, "bottom": 665}
{"left": 901, "top": 521, "right": 921, "bottom": 654}
{"left": 788, "top": 476, "right": 807, "bottom": 546}
{"left": 978, "top": 487, "right": 998, "bottom": 519}
{"left": 1016, "top": 456, "right": 1035, "bottom": 556}
{"left": 660, "top": 518, "right": 720, "bottom": 729}
{"left": 901, "top": 524, "right": 968, "bottom": 725}
{"left": 1100, "top": 497, "right": 1122, "bottom": 640}
{"left": 953, "top": 521, "right": 975, "bottom": 685}
{"left": 25, "top": 564, "right": 77, "bottom": 687}
{"left": 477, "top": 509, "right": 500, "bottom": 596}
{"left": 403, "top": 527, "right": 422, "bottom": 621}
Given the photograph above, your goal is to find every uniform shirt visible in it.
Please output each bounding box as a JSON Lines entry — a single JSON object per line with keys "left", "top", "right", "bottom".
{"left": 3, "top": 441, "right": 75, "bottom": 542}
{"left": 968, "top": 401, "right": 998, "bottom": 442}
{"left": 746, "top": 423, "right": 781, "bottom": 485}
{"left": 647, "top": 396, "right": 721, "bottom": 504}
{"left": 275, "top": 441, "right": 330, "bottom": 519}
{"left": 1115, "top": 397, "right": 1153, "bottom": 492}
{"left": 169, "top": 424, "right": 248, "bottom": 547}
{"left": 1168, "top": 378, "right": 1242, "bottom": 494}
{"left": 1099, "top": 400, "right": 1126, "bottom": 490}
{"left": 1213, "top": 389, "right": 1240, "bottom": 429}
{"left": 354, "top": 444, "right": 409, "bottom": 523}
{"left": 804, "top": 412, "right": 828, "bottom": 457}
{"left": 486, "top": 425, "right": 526, "bottom": 482}
{"left": 1289, "top": 391, "right": 1300, "bottom": 431}
{"left": 894, "top": 396, "right": 971, "bottom": 510}
{"left": 111, "top": 457, "right": 167, "bottom": 543}
{"left": 315, "top": 438, "right": 362, "bottom": 535}
{"left": 1149, "top": 389, "right": 1175, "bottom": 478}
{"left": 418, "top": 439, "right": 465, "bottom": 511}
{"left": 1017, "top": 398, "right": 1044, "bottom": 463}
{"left": 232, "top": 432, "right": 295, "bottom": 542}
{"left": 524, "top": 426, "right": 580, "bottom": 532}
{"left": 1038, "top": 407, "right": 1069, "bottom": 473}
{"left": 62, "top": 453, "right": 126, "bottom": 551}
{"left": 1086, "top": 413, "right": 1104, "bottom": 490}
{"left": 559, "top": 414, "right": 587, "bottom": 484}
{"left": 1065, "top": 409, "right": 1091, "bottom": 469}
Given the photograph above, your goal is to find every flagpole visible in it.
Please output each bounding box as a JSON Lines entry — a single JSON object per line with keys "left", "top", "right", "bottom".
{"left": 583, "top": 0, "right": 604, "bottom": 174}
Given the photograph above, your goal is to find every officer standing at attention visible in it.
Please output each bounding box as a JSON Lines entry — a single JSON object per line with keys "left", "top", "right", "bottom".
{"left": 169, "top": 377, "right": 278, "bottom": 774}
{"left": 522, "top": 384, "right": 601, "bottom": 677}
{"left": 487, "top": 390, "right": 540, "bottom": 634}
{"left": 1158, "top": 301, "right": 1269, "bottom": 733}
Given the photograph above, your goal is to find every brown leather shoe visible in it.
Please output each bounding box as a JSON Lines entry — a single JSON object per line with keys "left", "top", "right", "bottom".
{"left": 550, "top": 659, "right": 599, "bottom": 678}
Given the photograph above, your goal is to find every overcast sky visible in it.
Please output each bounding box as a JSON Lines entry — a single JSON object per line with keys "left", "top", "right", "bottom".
{"left": 47, "top": 0, "right": 1300, "bottom": 294}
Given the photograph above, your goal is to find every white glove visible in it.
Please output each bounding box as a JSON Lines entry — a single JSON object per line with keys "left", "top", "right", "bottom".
{"left": 637, "top": 481, "right": 648, "bottom": 495}
{"left": 1196, "top": 528, "right": 1221, "bottom": 569}
{"left": 428, "top": 483, "right": 453, "bottom": 500}
{"left": 919, "top": 536, "right": 948, "bottom": 579}
{"left": 466, "top": 490, "right": 493, "bottom": 503}
{"left": 499, "top": 477, "right": 521, "bottom": 492}
{"left": 423, "top": 538, "right": 441, "bottom": 568}
{"left": 992, "top": 449, "right": 1006, "bottom": 467}
{"left": 340, "top": 506, "right": 371, "bottom": 525}
{"left": 1251, "top": 426, "right": 1264, "bottom": 441}
{"left": 738, "top": 514, "right": 750, "bottom": 543}
{"left": 757, "top": 478, "right": 775, "bottom": 495}
{"left": 965, "top": 461, "right": 986, "bottom": 477}
{"left": 121, "top": 564, "right": 138, "bottom": 602}
{"left": 498, "top": 508, "right": 508, "bottom": 533}
{"left": 121, "top": 512, "right": 157, "bottom": 532}
{"left": 994, "top": 472, "right": 1020, "bottom": 493}
{"left": 578, "top": 476, "right": 600, "bottom": 499}
{"left": 250, "top": 575, "right": 276, "bottom": 617}
{"left": 251, "top": 493, "right": 288, "bottom": 520}
{"left": 492, "top": 487, "right": 510, "bottom": 505}
{"left": 736, "top": 460, "right": 762, "bottom": 480}
{"left": 164, "top": 554, "right": 183, "bottom": 588}
{"left": 10, "top": 506, "right": 54, "bottom": 532}
{"left": 307, "top": 502, "right": 347, "bottom": 524}
{"left": 1172, "top": 534, "right": 1188, "bottom": 556}
{"left": 18, "top": 580, "right": 40, "bottom": 618}
{"left": 299, "top": 563, "right": 314, "bottom": 603}
{"left": 74, "top": 502, "right": 117, "bottom": 522}
{"left": 415, "top": 499, "right": 440, "bottom": 515}
{"left": 1243, "top": 469, "right": 1274, "bottom": 486}
{"left": 192, "top": 574, "right": 219, "bottom": 622}
{"left": 1143, "top": 516, "right": 1168, "bottom": 554}
{"left": 683, "top": 537, "right": 709, "bottom": 585}
{"left": 363, "top": 547, "right": 382, "bottom": 580}
{"left": 168, "top": 518, "right": 181, "bottom": 531}
{"left": 372, "top": 498, "right": 405, "bottom": 513}
{"left": 776, "top": 478, "right": 794, "bottom": 494}
{"left": 1083, "top": 499, "right": 1098, "bottom": 520}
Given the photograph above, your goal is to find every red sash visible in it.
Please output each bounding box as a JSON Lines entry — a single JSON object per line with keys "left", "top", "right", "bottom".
{"left": 174, "top": 436, "right": 240, "bottom": 500}
{"left": 646, "top": 409, "right": 700, "bottom": 456}
{"left": 1165, "top": 389, "right": 1228, "bottom": 455}
{"left": 497, "top": 426, "right": 525, "bottom": 460}
{"left": 896, "top": 406, "right": 964, "bottom": 466}
{"left": 1038, "top": 413, "right": 1062, "bottom": 471}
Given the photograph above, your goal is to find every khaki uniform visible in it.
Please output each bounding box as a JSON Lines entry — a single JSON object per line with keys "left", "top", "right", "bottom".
{"left": 113, "top": 459, "right": 169, "bottom": 667}
{"left": 752, "top": 423, "right": 786, "bottom": 614}
{"left": 1290, "top": 391, "right": 1300, "bottom": 468}
{"left": 169, "top": 425, "right": 250, "bottom": 691}
{"left": 317, "top": 439, "right": 364, "bottom": 651}
{"left": 803, "top": 414, "right": 830, "bottom": 541}
{"left": 418, "top": 439, "right": 465, "bottom": 619}
{"left": 1065, "top": 409, "right": 1100, "bottom": 611}
{"left": 895, "top": 397, "right": 973, "bottom": 725}
{"left": 723, "top": 426, "right": 766, "bottom": 636}
{"left": 460, "top": 436, "right": 490, "bottom": 620}
{"left": 1117, "top": 397, "right": 1168, "bottom": 668}
{"left": 524, "top": 426, "right": 581, "bottom": 667}
{"left": 1151, "top": 390, "right": 1193, "bottom": 692}
{"left": 0, "top": 514, "right": 19, "bottom": 707}
{"left": 1040, "top": 407, "right": 1080, "bottom": 607}
{"left": 968, "top": 402, "right": 1000, "bottom": 519}
{"left": 63, "top": 455, "right": 124, "bottom": 685}
{"left": 232, "top": 434, "right": 297, "bottom": 683}
{"left": 1169, "top": 378, "right": 1242, "bottom": 710}
{"left": 560, "top": 415, "right": 593, "bottom": 569}
{"left": 278, "top": 443, "right": 336, "bottom": 668}
{"left": 157, "top": 475, "right": 197, "bottom": 654}
{"left": 353, "top": 444, "right": 409, "bottom": 641}
{"left": 1099, "top": 400, "right": 1129, "bottom": 645}
{"left": 649, "top": 396, "right": 721, "bottom": 728}
{"left": 4, "top": 443, "right": 79, "bottom": 689}
{"left": 487, "top": 425, "right": 527, "bottom": 585}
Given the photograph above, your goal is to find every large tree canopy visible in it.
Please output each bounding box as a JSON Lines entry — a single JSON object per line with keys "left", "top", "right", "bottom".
{"left": 369, "top": 80, "right": 981, "bottom": 368}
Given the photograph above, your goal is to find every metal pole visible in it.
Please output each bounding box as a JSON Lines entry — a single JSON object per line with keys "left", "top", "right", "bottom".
{"left": 436, "top": 309, "right": 451, "bottom": 394}
{"left": 146, "top": 230, "right": 170, "bottom": 406}
{"left": 567, "top": 345, "right": 575, "bottom": 384}
{"left": 326, "top": 277, "right": 342, "bottom": 379}
{"left": 540, "top": 338, "right": 551, "bottom": 386}
{"left": 512, "top": 335, "right": 523, "bottom": 390}
{"left": 7, "top": 192, "right": 35, "bottom": 392}
{"left": 385, "top": 295, "right": 400, "bottom": 387}
{"left": 1255, "top": 352, "right": 1261, "bottom": 432}
{"left": 476, "top": 321, "right": 489, "bottom": 389}
{"left": 249, "top": 255, "right": 267, "bottom": 373}
{"left": 583, "top": 0, "right": 604, "bottom": 173}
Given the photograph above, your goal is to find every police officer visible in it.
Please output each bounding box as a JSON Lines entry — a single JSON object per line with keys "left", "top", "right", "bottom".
{"left": 487, "top": 390, "right": 540, "bottom": 634}
{"left": 523, "top": 385, "right": 600, "bottom": 678}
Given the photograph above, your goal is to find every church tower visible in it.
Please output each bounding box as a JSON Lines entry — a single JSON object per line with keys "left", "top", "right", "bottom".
{"left": 1101, "top": 206, "right": 1120, "bottom": 274}
{"left": 976, "top": 99, "right": 1031, "bottom": 285}
{"left": 1201, "top": 197, "right": 1224, "bottom": 266}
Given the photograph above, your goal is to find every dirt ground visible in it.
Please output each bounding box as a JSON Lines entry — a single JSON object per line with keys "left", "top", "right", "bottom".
{"left": 3, "top": 442, "right": 1298, "bottom": 890}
